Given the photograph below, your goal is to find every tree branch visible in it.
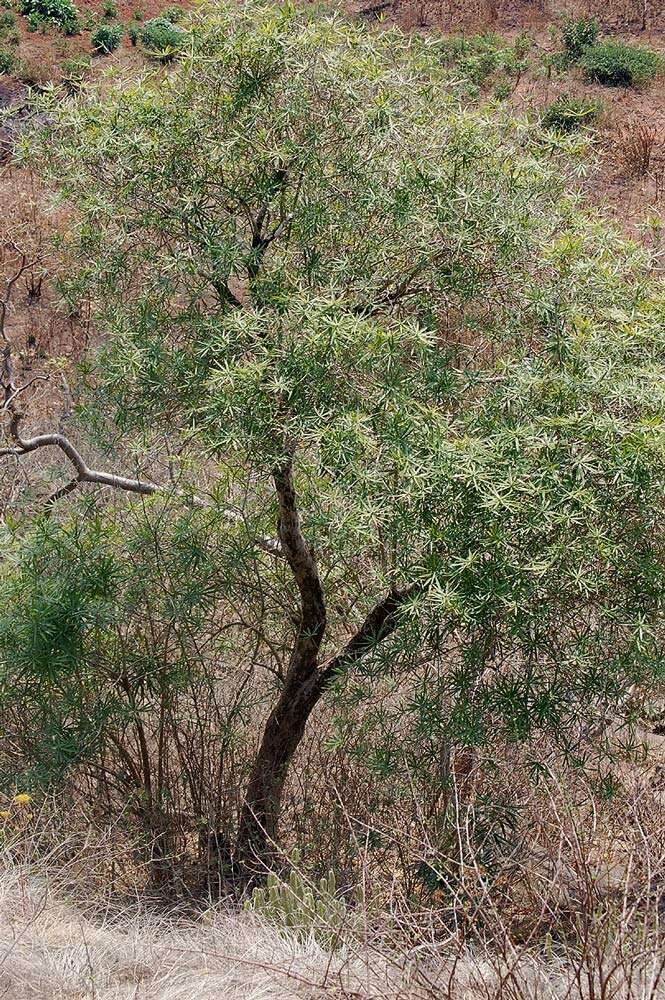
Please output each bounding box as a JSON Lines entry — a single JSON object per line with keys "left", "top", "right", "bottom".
{"left": 317, "top": 582, "right": 420, "bottom": 689}
{"left": 1, "top": 407, "right": 161, "bottom": 495}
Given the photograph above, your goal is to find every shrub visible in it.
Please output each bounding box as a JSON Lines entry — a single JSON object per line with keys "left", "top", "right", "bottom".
{"left": 493, "top": 81, "right": 511, "bottom": 100}
{"left": 91, "top": 21, "right": 121, "bottom": 53}
{"left": 0, "top": 8, "right": 18, "bottom": 44}
{"left": 139, "top": 15, "right": 186, "bottom": 59}
{"left": 618, "top": 121, "right": 660, "bottom": 176}
{"left": 14, "top": 52, "right": 55, "bottom": 85}
{"left": 20, "top": 0, "right": 79, "bottom": 33}
{"left": 101, "top": 0, "right": 116, "bottom": 17}
{"left": 581, "top": 40, "right": 662, "bottom": 86}
{"left": 437, "top": 33, "right": 531, "bottom": 88}
{"left": 0, "top": 47, "right": 13, "bottom": 72}
{"left": 127, "top": 20, "right": 138, "bottom": 44}
{"left": 61, "top": 53, "right": 90, "bottom": 91}
{"left": 561, "top": 15, "right": 598, "bottom": 60}
{"left": 540, "top": 95, "right": 601, "bottom": 133}
{"left": 162, "top": 3, "right": 183, "bottom": 21}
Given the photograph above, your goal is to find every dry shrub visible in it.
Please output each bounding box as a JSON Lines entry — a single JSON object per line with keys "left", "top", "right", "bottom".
{"left": 617, "top": 121, "right": 662, "bottom": 177}
{"left": 654, "top": 164, "right": 665, "bottom": 203}
{"left": 13, "top": 53, "right": 60, "bottom": 89}
{"left": 2, "top": 773, "right": 665, "bottom": 1000}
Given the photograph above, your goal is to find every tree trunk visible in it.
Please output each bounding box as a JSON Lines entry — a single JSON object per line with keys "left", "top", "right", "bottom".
{"left": 234, "top": 457, "right": 326, "bottom": 871}
{"left": 234, "top": 450, "right": 417, "bottom": 872}
{"left": 235, "top": 662, "right": 325, "bottom": 868}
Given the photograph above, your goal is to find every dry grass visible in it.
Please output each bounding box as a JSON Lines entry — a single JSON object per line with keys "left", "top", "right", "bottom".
{"left": 2, "top": 777, "right": 665, "bottom": 1000}
{"left": 0, "top": 849, "right": 481, "bottom": 1000}
{"left": 617, "top": 121, "right": 662, "bottom": 178}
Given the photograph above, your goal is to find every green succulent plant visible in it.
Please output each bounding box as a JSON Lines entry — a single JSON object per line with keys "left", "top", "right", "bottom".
{"left": 243, "top": 852, "right": 354, "bottom": 948}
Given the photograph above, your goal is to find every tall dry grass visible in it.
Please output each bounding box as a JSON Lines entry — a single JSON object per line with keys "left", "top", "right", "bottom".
{"left": 2, "top": 761, "right": 665, "bottom": 1000}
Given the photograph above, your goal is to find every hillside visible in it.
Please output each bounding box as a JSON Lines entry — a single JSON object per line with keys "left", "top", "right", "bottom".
{"left": 2, "top": 1, "right": 665, "bottom": 996}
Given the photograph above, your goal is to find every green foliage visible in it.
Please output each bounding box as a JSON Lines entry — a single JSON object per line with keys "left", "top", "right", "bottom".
{"left": 0, "top": 46, "right": 13, "bottom": 72}
{"left": 581, "top": 40, "right": 662, "bottom": 86}
{"left": 20, "top": 0, "right": 78, "bottom": 32}
{"left": 21, "top": 0, "right": 665, "bottom": 792}
{"left": 139, "top": 15, "right": 186, "bottom": 59}
{"left": 437, "top": 32, "right": 530, "bottom": 87}
{"left": 0, "top": 502, "right": 250, "bottom": 795}
{"left": 0, "top": 9, "right": 19, "bottom": 46}
{"left": 243, "top": 855, "right": 351, "bottom": 947}
{"left": 101, "top": 0, "right": 116, "bottom": 17}
{"left": 19, "top": 0, "right": 79, "bottom": 33}
{"left": 91, "top": 20, "right": 121, "bottom": 53}
{"left": 540, "top": 95, "right": 601, "bottom": 133}
{"left": 561, "top": 15, "right": 598, "bottom": 60}
{"left": 162, "top": 3, "right": 183, "bottom": 21}
{"left": 61, "top": 53, "right": 90, "bottom": 91}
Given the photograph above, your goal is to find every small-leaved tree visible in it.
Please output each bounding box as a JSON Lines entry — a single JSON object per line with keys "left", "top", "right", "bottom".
{"left": 3, "top": 0, "right": 665, "bottom": 871}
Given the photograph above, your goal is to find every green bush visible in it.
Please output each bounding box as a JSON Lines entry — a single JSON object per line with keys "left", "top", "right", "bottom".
{"left": 581, "top": 40, "right": 662, "bottom": 86}
{"left": 437, "top": 33, "right": 530, "bottom": 88}
{"left": 19, "top": 0, "right": 79, "bottom": 33}
{"left": 0, "top": 8, "right": 18, "bottom": 44}
{"left": 561, "top": 15, "right": 598, "bottom": 60}
{"left": 0, "top": 46, "right": 13, "bottom": 72}
{"left": 101, "top": 0, "right": 116, "bottom": 17}
{"left": 162, "top": 4, "right": 183, "bottom": 21}
{"left": 61, "top": 53, "right": 90, "bottom": 91}
{"left": 91, "top": 21, "right": 121, "bottom": 53}
{"left": 139, "top": 15, "right": 186, "bottom": 59}
{"left": 540, "top": 95, "right": 601, "bottom": 132}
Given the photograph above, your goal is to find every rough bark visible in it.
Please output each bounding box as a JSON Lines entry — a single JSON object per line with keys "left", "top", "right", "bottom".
{"left": 235, "top": 460, "right": 417, "bottom": 870}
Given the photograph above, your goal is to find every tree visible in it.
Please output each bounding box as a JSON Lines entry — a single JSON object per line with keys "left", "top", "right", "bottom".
{"left": 3, "top": 0, "right": 665, "bottom": 871}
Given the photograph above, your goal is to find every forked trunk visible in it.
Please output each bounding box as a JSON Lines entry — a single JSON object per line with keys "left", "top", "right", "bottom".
{"left": 233, "top": 458, "right": 416, "bottom": 874}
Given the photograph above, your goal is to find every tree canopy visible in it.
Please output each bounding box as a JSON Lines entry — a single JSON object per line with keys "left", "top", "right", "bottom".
{"left": 2, "top": 0, "right": 665, "bottom": 867}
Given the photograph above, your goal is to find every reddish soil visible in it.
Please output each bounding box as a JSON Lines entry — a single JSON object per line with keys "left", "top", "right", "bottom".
{"left": 365, "top": 0, "right": 665, "bottom": 35}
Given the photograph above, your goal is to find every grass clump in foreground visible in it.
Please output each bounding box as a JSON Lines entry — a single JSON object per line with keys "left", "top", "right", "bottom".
{"left": 581, "top": 40, "right": 662, "bottom": 86}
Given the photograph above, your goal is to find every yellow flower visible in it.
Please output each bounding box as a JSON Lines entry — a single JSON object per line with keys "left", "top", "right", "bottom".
{"left": 13, "top": 794, "right": 31, "bottom": 805}
{"left": 0, "top": 811, "right": 10, "bottom": 820}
